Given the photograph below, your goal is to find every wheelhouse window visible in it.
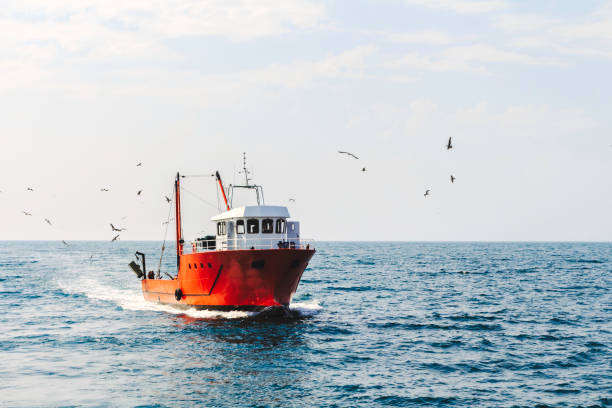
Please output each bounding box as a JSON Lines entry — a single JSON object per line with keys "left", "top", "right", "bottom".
{"left": 236, "top": 219, "right": 245, "bottom": 234}
{"left": 247, "top": 219, "right": 259, "bottom": 234}
{"left": 275, "top": 219, "right": 286, "bottom": 234}
{"left": 262, "top": 219, "right": 274, "bottom": 233}
{"left": 217, "top": 222, "right": 226, "bottom": 236}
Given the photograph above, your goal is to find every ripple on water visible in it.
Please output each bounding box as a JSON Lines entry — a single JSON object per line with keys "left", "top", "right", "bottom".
{"left": 0, "top": 241, "right": 609, "bottom": 407}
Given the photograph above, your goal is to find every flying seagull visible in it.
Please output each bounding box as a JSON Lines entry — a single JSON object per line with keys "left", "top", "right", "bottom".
{"left": 44, "top": 218, "right": 52, "bottom": 226}
{"left": 111, "top": 234, "right": 120, "bottom": 242}
{"left": 62, "top": 240, "right": 69, "bottom": 246}
{"left": 450, "top": 175, "right": 456, "bottom": 183}
{"left": 289, "top": 198, "right": 296, "bottom": 202}
{"left": 100, "top": 188, "right": 109, "bottom": 192}
{"left": 110, "top": 223, "right": 125, "bottom": 232}
{"left": 26, "top": 187, "right": 34, "bottom": 192}
{"left": 23, "top": 211, "right": 32, "bottom": 216}
{"left": 137, "top": 190, "right": 142, "bottom": 196}
{"left": 361, "top": 167, "right": 367, "bottom": 172}
{"left": 338, "top": 151, "right": 359, "bottom": 159}
{"left": 164, "top": 195, "right": 171, "bottom": 203}
{"left": 424, "top": 189, "right": 430, "bottom": 197}
{"left": 136, "top": 162, "right": 142, "bottom": 167}
{"left": 446, "top": 137, "right": 453, "bottom": 150}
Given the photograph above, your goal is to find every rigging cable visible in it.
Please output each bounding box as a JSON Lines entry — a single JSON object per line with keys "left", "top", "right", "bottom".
{"left": 157, "top": 187, "right": 175, "bottom": 279}
{"left": 180, "top": 185, "right": 219, "bottom": 211}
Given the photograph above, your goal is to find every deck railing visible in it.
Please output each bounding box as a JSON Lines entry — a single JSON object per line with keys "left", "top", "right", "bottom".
{"left": 186, "top": 238, "right": 314, "bottom": 253}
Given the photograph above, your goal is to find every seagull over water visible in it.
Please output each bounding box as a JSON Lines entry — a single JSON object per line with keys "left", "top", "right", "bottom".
{"left": 23, "top": 211, "right": 32, "bottom": 216}
{"left": 446, "top": 137, "right": 453, "bottom": 150}
{"left": 110, "top": 223, "right": 126, "bottom": 232}
{"left": 136, "top": 162, "right": 142, "bottom": 167}
{"left": 44, "top": 218, "right": 52, "bottom": 226}
{"left": 338, "top": 150, "right": 359, "bottom": 159}
{"left": 164, "top": 195, "right": 171, "bottom": 203}
{"left": 450, "top": 175, "right": 456, "bottom": 183}
{"left": 361, "top": 167, "right": 367, "bottom": 172}
{"left": 27, "top": 187, "right": 34, "bottom": 192}
{"left": 111, "top": 234, "right": 120, "bottom": 242}
{"left": 137, "top": 190, "right": 142, "bottom": 196}
{"left": 424, "top": 189, "right": 430, "bottom": 197}
{"left": 100, "top": 188, "right": 109, "bottom": 192}
{"left": 62, "top": 240, "right": 69, "bottom": 246}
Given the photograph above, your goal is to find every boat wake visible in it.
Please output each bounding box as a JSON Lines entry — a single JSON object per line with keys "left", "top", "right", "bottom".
{"left": 57, "top": 277, "right": 322, "bottom": 320}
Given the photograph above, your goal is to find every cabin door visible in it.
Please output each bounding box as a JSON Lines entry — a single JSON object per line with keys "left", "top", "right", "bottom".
{"left": 226, "top": 221, "right": 234, "bottom": 249}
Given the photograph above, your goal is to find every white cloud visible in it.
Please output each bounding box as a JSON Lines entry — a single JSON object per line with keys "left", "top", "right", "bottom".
{"left": 448, "top": 102, "right": 597, "bottom": 137}
{"left": 385, "top": 44, "right": 558, "bottom": 74}
{"left": 1, "top": 0, "right": 325, "bottom": 41}
{"left": 381, "top": 30, "right": 454, "bottom": 45}
{"left": 499, "top": 3, "right": 612, "bottom": 61}
{"left": 403, "top": 0, "right": 507, "bottom": 14}
{"left": 511, "top": 37, "right": 612, "bottom": 59}
{"left": 0, "top": 0, "right": 327, "bottom": 90}
{"left": 495, "top": 14, "right": 556, "bottom": 32}
{"left": 229, "top": 44, "right": 378, "bottom": 88}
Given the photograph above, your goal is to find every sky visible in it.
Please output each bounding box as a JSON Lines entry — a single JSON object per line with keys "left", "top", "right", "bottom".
{"left": 0, "top": 0, "right": 611, "bottom": 241}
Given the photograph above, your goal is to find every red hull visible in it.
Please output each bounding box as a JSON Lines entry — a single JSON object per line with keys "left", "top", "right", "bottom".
{"left": 141, "top": 248, "right": 315, "bottom": 310}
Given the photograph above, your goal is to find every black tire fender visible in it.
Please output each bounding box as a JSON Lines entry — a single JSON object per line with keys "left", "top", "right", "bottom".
{"left": 174, "top": 288, "right": 183, "bottom": 301}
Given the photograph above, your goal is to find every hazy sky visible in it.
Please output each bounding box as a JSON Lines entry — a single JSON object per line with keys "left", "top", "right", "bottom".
{"left": 1, "top": 0, "right": 611, "bottom": 241}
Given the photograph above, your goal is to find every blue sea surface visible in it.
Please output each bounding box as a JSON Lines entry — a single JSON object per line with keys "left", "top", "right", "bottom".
{"left": 0, "top": 241, "right": 610, "bottom": 407}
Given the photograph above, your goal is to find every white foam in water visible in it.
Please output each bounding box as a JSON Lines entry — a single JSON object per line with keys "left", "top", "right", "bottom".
{"left": 289, "top": 301, "right": 323, "bottom": 317}
{"left": 58, "top": 277, "right": 321, "bottom": 320}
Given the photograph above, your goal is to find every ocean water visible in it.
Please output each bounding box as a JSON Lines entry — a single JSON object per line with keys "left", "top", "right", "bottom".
{"left": 0, "top": 241, "right": 610, "bottom": 407}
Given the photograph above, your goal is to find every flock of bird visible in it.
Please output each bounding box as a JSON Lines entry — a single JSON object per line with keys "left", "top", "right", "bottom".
{"left": 8, "top": 142, "right": 458, "bottom": 243}
{"left": 424, "top": 136, "right": 456, "bottom": 197}
{"left": 423, "top": 137, "right": 457, "bottom": 198}
{"left": 339, "top": 136, "right": 456, "bottom": 198}
{"left": 13, "top": 161, "right": 169, "bottom": 244}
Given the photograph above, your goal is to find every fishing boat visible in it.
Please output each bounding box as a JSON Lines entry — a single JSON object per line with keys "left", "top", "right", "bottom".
{"left": 129, "top": 155, "right": 315, "bottom": 311}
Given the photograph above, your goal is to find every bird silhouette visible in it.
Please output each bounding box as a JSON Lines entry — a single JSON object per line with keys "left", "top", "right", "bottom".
{"left": 100, "top": 188, "right": 109, "bottom": 192}
{"left": 137, "top": 190, "right": 142, "bottom": 196}
{"left": 136, "top": 162, "right": 142, "bottom": 167}
{"left": 361, "top": 167, "right": 367, "bottom": 172}
{"left": 446, "top": 137, "right": 453, "bottom": 150}
{"left": 110, "top": 223, "right": 125, "bottom": 232}
{"left": 26, "top": 187, "right": 34, "bottom": 192}
{"left": 338, "top": 150, "right": 359, "bottom": 159}
{"left": 23, "top": 211, "right": 32, "bottom": 216}
{"left": 62, "top": 240, "right": 69, "bottom": 246}
{"left": 44, "top": 218, "right": 52, "bottom": 226}
{"left": 289, "top": 198, "right": 296, "bottom": 202}
{"left": 164, "top": 196, "right": 171, "bottom": 203}
{"left": 424, "top": 190, "right": 430, "bottom": 197}
{"left": 111, "top": 234, "right": 120, "bottom": 242}
{"left": 450, "top": 175, "right": 456, "bottom": 183}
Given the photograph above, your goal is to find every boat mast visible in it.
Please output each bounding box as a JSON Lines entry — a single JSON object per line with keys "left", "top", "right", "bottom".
{"left": 241, "top": 152, "right": 250, "bottom": 186}
{"left": 175, "top": 172, "right": 183, "bottom": 270}
{"left": 228, "top": 153, "right": 264, "bottom": 206}
{"left": 216, "top": 171, "right": 231, "bottom": 211}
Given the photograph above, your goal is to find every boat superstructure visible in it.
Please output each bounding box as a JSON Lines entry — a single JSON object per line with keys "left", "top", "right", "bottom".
{"left": 130, "top": 155, "right": 315, "bottom": 311}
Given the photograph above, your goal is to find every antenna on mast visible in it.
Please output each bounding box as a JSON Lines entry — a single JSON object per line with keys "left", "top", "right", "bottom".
{"left": 240, "top": 152, "right": 251, "bottom": 186}
{"left": 228, "top": 152, "right": 265, "bottom": 206}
